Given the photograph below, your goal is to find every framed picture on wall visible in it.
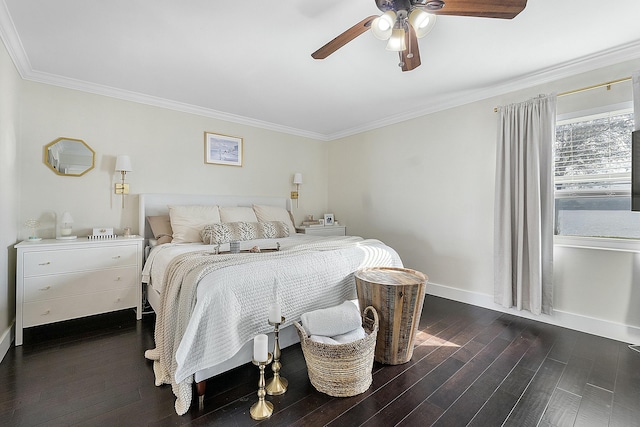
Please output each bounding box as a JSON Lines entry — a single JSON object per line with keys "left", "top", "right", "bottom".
{"left": 324, "top": 213, "right": 334, "bottom": 226}
{"left": 204, "top": 132, "right": 243, "bottom": 166}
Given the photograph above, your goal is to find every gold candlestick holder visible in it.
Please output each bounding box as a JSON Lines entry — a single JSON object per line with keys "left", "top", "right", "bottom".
{"left": 266, "top": 316, "right": 288, "bottom": 396}
{"left": 250, "top": 352, "right": 273, "bottom": 420}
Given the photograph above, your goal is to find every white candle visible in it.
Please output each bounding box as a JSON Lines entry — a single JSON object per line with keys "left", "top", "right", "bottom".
{"left": 253, "top": 334, "right": 268, "bottom": 363}
{"left": 269, "top": 302, "right": 282, "bottom": 324}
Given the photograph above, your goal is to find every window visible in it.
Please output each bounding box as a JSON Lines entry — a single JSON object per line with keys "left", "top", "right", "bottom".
{"left": 554, "top": 106, "right": 640, "bottom": 238}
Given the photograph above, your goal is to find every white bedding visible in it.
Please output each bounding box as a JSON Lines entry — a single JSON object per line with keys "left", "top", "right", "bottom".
{"left": 142, "top": 234, "right": 323, "bottom": 294}
{"left": 143, "top": 235, "right": 402, "bottom": 415}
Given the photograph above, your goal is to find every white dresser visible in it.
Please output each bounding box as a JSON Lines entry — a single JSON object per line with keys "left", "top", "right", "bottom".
{"left": 296, "top": 225, "right": 347, "bottom": 236}
{"left": 14, "top": 236, "right": 144, "bottom": 345}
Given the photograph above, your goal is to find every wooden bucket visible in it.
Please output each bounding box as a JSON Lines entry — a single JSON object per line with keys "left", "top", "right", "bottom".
{"left": 355, "top": 267, "right": 427, "bottom": 365}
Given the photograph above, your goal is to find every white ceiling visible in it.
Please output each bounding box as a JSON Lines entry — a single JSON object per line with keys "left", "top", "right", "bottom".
{"left": 2, "top": 0, "right": 640, "bottom": 140}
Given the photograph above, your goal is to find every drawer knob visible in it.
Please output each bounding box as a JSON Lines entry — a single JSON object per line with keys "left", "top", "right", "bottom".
{"left": 42, "top": 310, "right": 50, "bottom": 316}
{"left": 116, "top": 276, "right": 122, "bottom": 281}
{"left": 39, "top": 286, "right": 51, "bottom": 291}
{"left": 112, "top": 255, "right": 121, "bottom": 259}
{"left": 38, "top": 261, "right": 51, "bottom": 266}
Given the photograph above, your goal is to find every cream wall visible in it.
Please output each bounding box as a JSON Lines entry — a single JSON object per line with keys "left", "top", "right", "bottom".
{"left": 328, "top": 99, "right": 497, "bottom": 295}
{"left": 329, "top": 58, "right": 640, "bottom": 344}
{"left": 17, "top": 82, "right": 329, "bottom": 240}
{"left": 0, "top": 38, "right": 20, "bottom": 360}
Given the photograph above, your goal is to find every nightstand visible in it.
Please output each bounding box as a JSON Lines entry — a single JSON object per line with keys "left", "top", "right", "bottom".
{"left": 296, "top": 225, "right": 346, "bottom": 236}
{"left": 14, "top": 236, "right": 144, "bottom": 345}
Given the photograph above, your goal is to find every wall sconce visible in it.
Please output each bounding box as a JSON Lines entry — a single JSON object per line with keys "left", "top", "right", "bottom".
{"left": 291, "top": 172, "right": 303, "bottom": 207}
{"left": 115, "top": 155, "right": 132, "bottom": 208}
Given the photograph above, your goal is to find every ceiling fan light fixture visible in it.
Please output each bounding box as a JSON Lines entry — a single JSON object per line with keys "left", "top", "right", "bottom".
{"left": 409, "top": 9, "right": 437, "bottom": 38}
{"left": 385, "top": 28, "right": 406, "bottom": 52}
{"left": 312, "top": 0, "right": 528, "bottom": 71}
{"left": 371, "top": 10, "right": 396, "bottom": 40}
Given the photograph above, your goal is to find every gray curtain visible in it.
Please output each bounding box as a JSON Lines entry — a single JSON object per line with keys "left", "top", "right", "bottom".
{"left": 494, "top": 94, "right": 557, "bottom": 315}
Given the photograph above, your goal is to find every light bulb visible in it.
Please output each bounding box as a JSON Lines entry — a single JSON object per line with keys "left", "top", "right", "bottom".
{"left": 409, "top": 9, "right": 436, "bottom": 38}
{"left": 385, "top": 28, "right": 406, "bottom": 52}
{"left": 371, "top": 11, "right": 396, "bottom": 40}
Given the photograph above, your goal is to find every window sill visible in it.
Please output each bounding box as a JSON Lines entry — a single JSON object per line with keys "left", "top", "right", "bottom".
{"left": 554, "top": 235, "right": 640, "bottom": 253}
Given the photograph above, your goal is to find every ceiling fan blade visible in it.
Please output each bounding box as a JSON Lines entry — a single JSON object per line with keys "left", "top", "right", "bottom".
{"left": 312, "top": 15, "right": 378, "bottom": 59}
{"left": 401, "top": 26, "right": 421, "bottom": 72}
{"left": 429, "top": 0, "right": 528, "bottom": 19}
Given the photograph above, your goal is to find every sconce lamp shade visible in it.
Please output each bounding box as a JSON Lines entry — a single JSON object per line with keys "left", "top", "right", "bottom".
{"left": 115, "top": 155, "right": 133, "bottom": 172}
{"left": 61, "top": 211, "right": 74, "bottom": 225}
{"left": 115, "top": 155, "right": 132, "bottom": 209}
{"left": 293, "top": 173, "right": 303, "bottom": 185}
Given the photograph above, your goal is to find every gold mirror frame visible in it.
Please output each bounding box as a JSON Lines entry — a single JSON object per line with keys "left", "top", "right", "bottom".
{"left": 44, "top": 137, "right": 95, "bottom": 177}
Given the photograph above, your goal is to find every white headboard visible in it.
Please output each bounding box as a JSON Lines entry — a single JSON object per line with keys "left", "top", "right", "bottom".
{"left": 139, "top": 193, "right": 293, "bottom": 242}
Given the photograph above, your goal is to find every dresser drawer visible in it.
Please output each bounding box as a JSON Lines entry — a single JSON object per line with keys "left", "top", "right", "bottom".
{"left": 23, "top": 245, "right": 138, "bottom": 277}
{"left": 23, "top": 266, "right": 138, "bottom": 302}
{"left": 22, "top": 287, "right": 138, "bottom": 327}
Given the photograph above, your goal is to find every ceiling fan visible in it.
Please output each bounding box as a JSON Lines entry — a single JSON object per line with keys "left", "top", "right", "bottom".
{"left": 312, "top": 0, "right": 528, "bottom": 72}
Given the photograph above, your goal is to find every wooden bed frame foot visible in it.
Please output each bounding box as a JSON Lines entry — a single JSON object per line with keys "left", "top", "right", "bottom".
{"left": 196, "top": 380, "right": 206, "bottom": 410}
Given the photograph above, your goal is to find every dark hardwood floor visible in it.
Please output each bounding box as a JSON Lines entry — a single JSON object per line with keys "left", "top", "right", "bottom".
{"left": 1, "top": 296, "right": 639, "bottom": 426}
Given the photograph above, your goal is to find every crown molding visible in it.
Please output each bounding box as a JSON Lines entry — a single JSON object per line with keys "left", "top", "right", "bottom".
{"left": 0, "top": 2, "right": 328, "bottom": 141}
{"left": 23, "top": 69, "right": 329, "bottom": 141}
{"left": 327, "top": 39, "right": 640, "bottom": 141}
{"left": 0, "top": 0, "right": 31, "bottom": 73}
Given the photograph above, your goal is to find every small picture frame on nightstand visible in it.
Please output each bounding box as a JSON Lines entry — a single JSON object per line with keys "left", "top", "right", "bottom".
{"left": 324, "top": 214, "right": 334, "bottom": 226}
{"left": 318, "top": 218, "right": 325, "bottom": 226}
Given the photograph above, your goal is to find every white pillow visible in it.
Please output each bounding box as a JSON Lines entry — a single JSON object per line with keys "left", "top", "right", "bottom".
{"left": 169, "top": 205, "right": 221, "bottom": 243}
{"left": 252, "top": 204, "right": 296, "bottom": 235}
{"left": 219, "top": 206, "right": 258, "bottom": 223}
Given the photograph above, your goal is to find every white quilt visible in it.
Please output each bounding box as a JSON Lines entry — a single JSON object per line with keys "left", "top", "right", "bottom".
{"left": 142, "top": 234, "right": 335, "bottom": 293}
{"left": 144, "top": 236, "right": 402, "bottom": 415}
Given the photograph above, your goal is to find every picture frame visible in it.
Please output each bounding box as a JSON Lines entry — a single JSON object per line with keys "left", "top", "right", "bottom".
{"left": 324, "top": 213, "right": 334, "bottom": 226}
{"left": 318, "top": 219, "right": 324, "bottom": 226}
{"left": 204, "top": 132, "right": 243, "bottom": 166}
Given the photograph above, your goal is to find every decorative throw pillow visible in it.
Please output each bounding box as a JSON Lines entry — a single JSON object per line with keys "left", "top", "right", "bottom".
{"left": 252, "top": 204, "right": 296, "bottom": 235}
{"left": 169, "top": 205, "right": 221, "bottom": 243}
{"left": 146, "top": 215, "right": 173, "bottom": 245}
{"left": 201, "top": 221, "right": 290, "bottom": 244}
{"left": 258, "top": 221, "right": 289, "bottom": 239}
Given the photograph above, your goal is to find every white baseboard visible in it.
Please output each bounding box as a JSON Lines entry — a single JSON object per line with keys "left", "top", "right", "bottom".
{"left": 0, "top": 321, "right": 14, "bottom": 363}
{"left": 426, "top": 281, "right": 640, "bottom": 345}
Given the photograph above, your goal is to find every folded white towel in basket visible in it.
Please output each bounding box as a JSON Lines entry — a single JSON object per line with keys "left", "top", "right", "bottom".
{"left": 301, "top": 300, "right": 362, "bottom": 337}
{"left": 309, "top": 326, "right": 366, "bottom": 345}
{"left": 332, "top": 326, "right": 366, "bottom": 344}
{"left": 309, "top": 335, "right": 340, "bottom": 345}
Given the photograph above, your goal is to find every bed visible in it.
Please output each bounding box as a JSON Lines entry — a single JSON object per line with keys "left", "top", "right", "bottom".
{"left": 138, "top": 193, "right": 403, "bottom": 415}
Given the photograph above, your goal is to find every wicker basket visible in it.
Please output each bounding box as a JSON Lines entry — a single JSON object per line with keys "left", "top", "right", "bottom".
{"left": 294, "top": 306, "right": 379, "bottom": 397}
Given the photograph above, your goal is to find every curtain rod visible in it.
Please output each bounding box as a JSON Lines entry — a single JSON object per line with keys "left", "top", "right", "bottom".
{"left": 493, "top": 76, "right": 632, "bottom": 112}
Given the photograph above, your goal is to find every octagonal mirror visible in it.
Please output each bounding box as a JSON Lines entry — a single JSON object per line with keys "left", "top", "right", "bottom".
{"left": 44, "top": 137, "right": 95, "bottom": 176}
